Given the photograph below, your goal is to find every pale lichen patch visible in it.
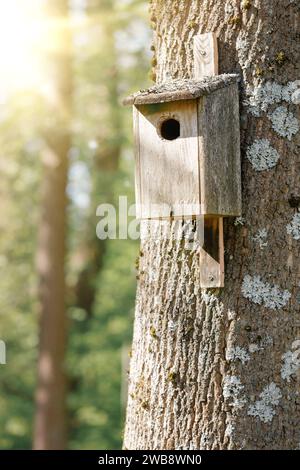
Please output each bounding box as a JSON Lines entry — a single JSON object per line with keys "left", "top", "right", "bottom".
{"left": 249, "top": 344, "right": 260, "bottom": 353}
{"left": 252, "top": 228, "right": 268, "bottom": 249}
{"left": 225, "top": 422, "right": 235, "bottom": 438}
{"left": 246, "top": 139, "right": 280, "bottom": 171}
{"left": 168, "top": 320, "right": 177, "bottom": 333}
{"left": 249, "top": 335, "right": 273, "bottom": 354}
{"left": 223, "top": 375, "right": 247, "bottom": 409}
{"left": 236, "top": 35, "right": 251, "bottom": 71}
{"left": 282, "top": 81, "right": 300, "bottom": 103}
{"left": 148, "top": 267, "right": 159, "bottom": 283}
{"left": 177, "top": 441, "right": 197, "bottom": 450}
{"left": 286, "top": 212, "right": 300, "bottom": 240}
{"left": 281, "top": 339, "right": 300, "bottom": 382}
{"left": 202, "top": 291, "right": 217, "bottom": 306}
{"left": 202, "top": 291, "right": 223, "bottom": 315}
{"left": 269, "top": 106, "right": 299, "bottom": 140}
{"left": 199, "top": 432, "right": 211, "bottom": 448}
{"left": 242, "top": 275, "right": 291, "bottom": 310}
{"left": 245, "top": 81, "right": 300, "bottom": 116}
{"left": 227, "top": 309, "right": 237, "bottom": 320}
{"left": 234, "top": 216, "right": 246, "bottom": 226}
{"left": 248, "top": 383, "right": 282, "bottom": 423}
{"left": 245, "top": 81, "right": 283, "bottom": 116}
{"left": 226, "top": 346, "right": 250, "bottom": 364}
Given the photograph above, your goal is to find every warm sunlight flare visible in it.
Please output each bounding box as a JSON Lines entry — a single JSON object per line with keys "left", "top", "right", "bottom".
{"left": 0, "top": 1, "right": 45, "bottom": 92}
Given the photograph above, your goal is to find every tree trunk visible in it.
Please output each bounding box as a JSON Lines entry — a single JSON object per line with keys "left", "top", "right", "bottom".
{"left": 33, "top": 0, "right": 72, "bottom": 450}
{"left": 124, "top": 0, "right": 300, "bottom": 450}
{"left": 73, "top": 0, "right": 122, "bottom": 318}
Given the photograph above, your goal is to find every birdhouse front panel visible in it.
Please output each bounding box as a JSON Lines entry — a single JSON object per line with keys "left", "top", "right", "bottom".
{"left": 134, "top": 100, "right": 200, "bottom": 219}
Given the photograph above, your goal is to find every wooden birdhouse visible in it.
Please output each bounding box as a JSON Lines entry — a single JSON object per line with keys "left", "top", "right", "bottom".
{"left": 123, "top": 33, "right": 242, "bottom": 288}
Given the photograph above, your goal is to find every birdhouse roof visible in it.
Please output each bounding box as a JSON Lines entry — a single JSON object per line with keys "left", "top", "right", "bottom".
{"left": 123, "top": 74, "right": 240, "bottom": 106}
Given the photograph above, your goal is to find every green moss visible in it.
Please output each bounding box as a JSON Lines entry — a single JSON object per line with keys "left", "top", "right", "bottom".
{"left": 167, "top": 372, "right": 178, "bottom": 384}
{"left": 229, "top": 15, "right": 241, "bottom": 26}
{"left": 149, "top": 70, "right": 157, "bottom": 83}
{"left": 212, "top": 288, "right": 221, "bottom": 296}
{"left": 275, "top": 51, "right": 287, "bottom": 66}
{"left": 141, "top": 400, "right": 150, "bottom": 411}
{"left": 188, "top": 21, "right": 198, "bottom": 29}
{"left": 185, "top": 325, "right": 194, "bottom": 337}
{"left": 151, "top": 57, "right": 157, "bottom": 67}
{"left": 150, "top": 326, "right": 158, "bottom": 339}
{"left": 241, "top": 0, "right": 251, "bottom": 9}
{"left": 255, "top": 66, "right": 264, "bottom": 77}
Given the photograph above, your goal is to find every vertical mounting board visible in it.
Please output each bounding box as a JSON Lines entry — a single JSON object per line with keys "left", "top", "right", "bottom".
{"left": 194, "top": 32, "right": 224, "bottom": 288}
{"left": 199, "top": 217, "right": 224, "bottom": 288}
{"left": 193, "top": 33, "right": 218, "bottom": 78}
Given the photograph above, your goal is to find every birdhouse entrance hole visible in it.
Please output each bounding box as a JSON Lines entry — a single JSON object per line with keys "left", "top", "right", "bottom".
{"left": 160, "top": 118, "right": 180, "bottom": 140}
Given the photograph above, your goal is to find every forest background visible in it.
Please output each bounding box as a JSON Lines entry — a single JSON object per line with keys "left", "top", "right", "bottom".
{"left": 0, "top": 0, "right": 150, "bottom": 449}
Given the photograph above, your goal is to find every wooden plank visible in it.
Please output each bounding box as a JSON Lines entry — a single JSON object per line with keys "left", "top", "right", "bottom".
{"left": 193, "top": 33, "right": 241, "bottom": 217}
{"left": 218, "top": 217, "right": 225, "bottom": 287}
{"left": 137, "top": 100, "right": 200, "bottom": 219}
{"left": 198, "top": 84, "right": 242, "bottom": 216}
{"left": 199, "top": 217, "right": 224, "bottom": 288}
{"left": 123, "top": 74, "right": 239, "bottom": 106}
{"left": 194, "top": 32, "right": 225, "bottom": 288}
{"left": 193, "top": 33, "right": 218, "bottom": 80}
{"left": 133, "top": 106, "right": 142, "bottom": 219}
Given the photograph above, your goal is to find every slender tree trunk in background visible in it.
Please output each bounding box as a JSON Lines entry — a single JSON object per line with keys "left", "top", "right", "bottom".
{"left": 34, "top": 0, "right": 72, "bottom": 450}
{"left": 74, "top": 0, "right": 122, "bottom": 317}
{"left": 124, "top": 0, "right": 300, "bottom": 450}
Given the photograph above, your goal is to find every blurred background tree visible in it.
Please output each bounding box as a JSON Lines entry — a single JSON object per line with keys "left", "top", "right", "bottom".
{"left": 0, "top": 0, "right": 150, "bottom": 449}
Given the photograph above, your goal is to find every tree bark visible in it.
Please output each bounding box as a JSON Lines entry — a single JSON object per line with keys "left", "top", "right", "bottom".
{"left": 124, "top": 0, "right": 300, "bottom": 450}
{"left": 33, "top": 0, "right": 72, "bottom": 450}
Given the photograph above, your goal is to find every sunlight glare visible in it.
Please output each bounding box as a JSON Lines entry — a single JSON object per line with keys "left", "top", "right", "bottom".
{"left": 0, "top": 1, "right": 45, "bottom": 92}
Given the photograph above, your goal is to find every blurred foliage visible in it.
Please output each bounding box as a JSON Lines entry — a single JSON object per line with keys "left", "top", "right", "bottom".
{"left": 0, "top": 0, "right": 150, "bottom": 449}
{"left": 0, "top": 94, "right": 42, "bottom": 448}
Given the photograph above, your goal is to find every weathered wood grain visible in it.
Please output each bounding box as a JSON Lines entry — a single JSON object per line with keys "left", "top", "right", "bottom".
{"left": 199, "top": 217, "right": 224, "bottom": 287}
{"left": 123, "top": 74, "right": 239, "bottom": 106}
{"left": 136, "top": 100, "right": 200, "bottom": 219}
{"left": 194, "top": 33, "right": 226, "bottom": 288}
{"left": 198, "top": 83, "right": 242, "bottom": 216}
{"left": 193, "top": 32, "right": 219, "bottom": 79}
